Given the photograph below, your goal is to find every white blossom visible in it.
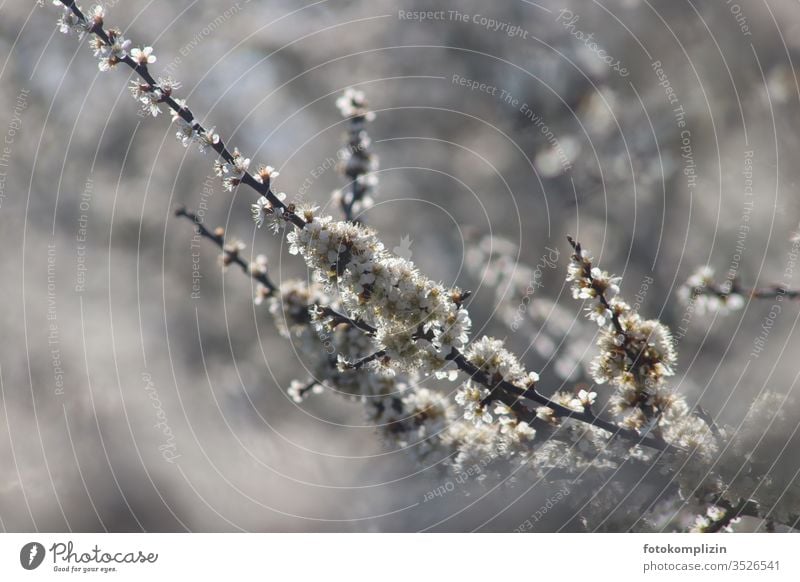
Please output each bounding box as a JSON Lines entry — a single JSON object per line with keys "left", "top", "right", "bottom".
{"left": 570, "top": 389, "right": 597, "bottom": 410}
{"left": 94, "top": 29, "right": 130, "bottom": 71}
{"left": 336, "top": 87, "right": 375, "bottom": 121}
{"left": 678, "top": 266, "right": 745, "bottom": 316}
{"left": 196, "top": 127, "right": 220, "bottom": 153}
{"left": 455, "top": 384, "right": 492, "bottom": 426}
{"left": 254, "top": 165, "right": 279, "bottom": 186}
{"left": 130, "top": 45, "right": 156, "bottom": 65}
{"left": 56, "top": 6, "right": 88, "bottom": 37}
{"left": 170, "top": 101, "right": 195, "bottom": 147}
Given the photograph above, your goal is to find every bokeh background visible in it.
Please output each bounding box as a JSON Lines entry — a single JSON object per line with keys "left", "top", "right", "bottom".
{"left": 1, "top": 0, "right": 799, "bottom": 531}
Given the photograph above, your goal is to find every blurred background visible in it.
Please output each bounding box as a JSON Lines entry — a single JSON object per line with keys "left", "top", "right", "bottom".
{"left": 1, "top": 0, "right": 799, "bottom": 531}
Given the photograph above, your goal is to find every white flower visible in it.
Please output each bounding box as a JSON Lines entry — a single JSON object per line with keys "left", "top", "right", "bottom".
{"left": 590, "top": 268, "right": 621, "bottom": 299}
{"left": 231, "top": 148, "right": 250, "bottom": 175}
{"left": 434, "top": 367, "right": 459, "bottom": 381}
{"left": 250, "top": 254, "right": 269, "bottom": 275}
{"left": 586, "top": 302, "right": 613, "bottom": 326}
{"left": 95, "top": 30, "right": 130, "bottom": 71}
{"left": 213, "top": 159, "right": 229, "bottom": 177}
{"left": 196, "top": 127, "right": 220, "bottom": 153}
{"left": 287, "top": 379, "right": 323, "bottom": 403}
{"left": 686, "top": 266, "right": 714, "bottom": 289}
{"left": 129, "top": 81, "right": 164, "bottom": 117}
{"left": 570, "top": 389, "right": 597, "bottom": 410}
{"left": 87, "top": 4, "right": 105, "bottom": 23}
{"left": 706, "top": 505, "right": 725, "bottom": 522}
{"left": 253, "top": 283, "right": 271, "bottom": 305}
{"left": 464, "top": 336, "right": 533, "bottom": 387}
{"left": 494, "top": 402, "right": 513, "bottom": 417}
{"left": 251, "top": 196, "right": 269, "bottom": 228}
{"left": 171, "top": 111, "right": 195, "bottom": 147}
{"left": 455, "top": 384, "right": 492, "bottom": 426}
{"left": 724, "top": 293, "right": 745, "bottom": 311}
{"left": 254, "top": 165, "right": 279, "bottom": 185}
{"left": 336, "top": 87, "right": 375, "bottom": 120}
{"left": 689, "top": 514, "right": 711, "bottom": 533}
{"left": 218, "top": 149, "right": 250, "bottom": 189}
{"left": 57, "top": 7, "right": 88, "bottom": 37}
{"left": 130, "top": 46, "right": 156, "bottom": 65}
{"left": 157, "top": 76, "right": 181, "bottom": 95}
{"left": 678, "top": 266, "right": 747, "bottom": 316}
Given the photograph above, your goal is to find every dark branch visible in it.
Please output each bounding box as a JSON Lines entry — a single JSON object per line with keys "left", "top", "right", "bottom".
{"left": 174, "top": 206, "right": 276, "bottom": 293}
{"left": 567, "top": 235, "right": 625, "bottom": 335}
{"left": 58, "top": 0, "right": 306, "bottom": 230}
{"left": 447, "top": 349, "right": 674, "bottom": 452}
{"left": 317, "top": 306, "right": 377, "bottom": 334}
{"left": 343, "top": 350, "right": 386, "bottom": 370}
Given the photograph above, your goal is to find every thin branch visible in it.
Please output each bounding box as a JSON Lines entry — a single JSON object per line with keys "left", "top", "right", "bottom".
{"left": 343, "top": 350, "right": 386, "bottom": 370}
{"left": 447, "top": 349, "right": 674, "bottom": 452}
{"left": 568, "top": 235, "right": 625, "bottom": 335}
{"left": 691, "top": 278, "right": 800, "bottom": 303}
{"left": 175, "top": 206, "right": 276, "bottom": 293}
{"left": 57, "top": 0, "right": 306, "bottom": 230}
{"left": 340, "top": 115, "right": 374, "bottom": 222}
{"left": 315, "top": 302, "right": 673, "bottom": 451}
{"left": 317, "top": 306, "right": 377, "bottom": 334}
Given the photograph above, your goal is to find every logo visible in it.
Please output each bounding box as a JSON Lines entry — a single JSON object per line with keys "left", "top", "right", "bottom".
{"left": 393, "top": 235, "right": 413, "bottom": 261}
{"left": 20, "top": 542, "right": 45, "bottom": 570}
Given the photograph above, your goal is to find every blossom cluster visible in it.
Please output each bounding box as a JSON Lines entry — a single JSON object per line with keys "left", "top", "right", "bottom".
{"left": 689, "top": 505, "right": 740, "bottom": 533}
{"left": 332, "top": 88, "right": 379, "bottom": 219}
{"left": 285, "top": 212, "right": 472, "bottom": 377}
{"left": 566, "top": 243, "right": 723, "bottom": 480}
{"left": 456, "top": 336, "right": 539, "bottom": 426}
{"left": 678, "top": 266, "right": 746, "bottom": 315}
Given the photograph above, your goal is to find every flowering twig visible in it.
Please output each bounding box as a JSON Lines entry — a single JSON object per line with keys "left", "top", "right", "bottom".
{"left": 567, "top": 236, "right": 625, "bottom": 336}
{"left": 343, "top": 350, "right": 387, "bottom": 370}
{"left": 53, "top": 0, "right": 305, "bottom": 230}
{"left": 448, "top": 348, "right": 673, "bottom": 451}
{"left": 174, "top": 206, "right": 276, "bottom": 296}
{"left": 314, "top": 300, "right": 673, "bottom": 450}
{"left": 334, "top": 89, "right": 378, "bottom": 221}
{"left": 679, "top": 266, "right": 800, "bottom": 316}
{"left": 313, "top": 285, "right": 672, "bottom": 450}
